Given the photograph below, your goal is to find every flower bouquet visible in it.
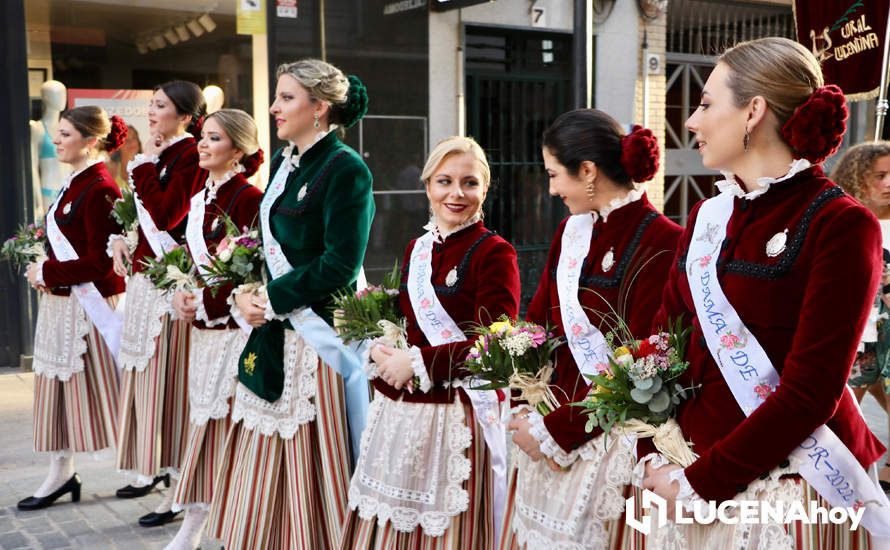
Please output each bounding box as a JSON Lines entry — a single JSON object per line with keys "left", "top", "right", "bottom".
{"left": 199, "top": 216, "right": 264, "bottom": 297}
{"left": 109, "top": 190, "right": 139, "bottom": 253}
{"left": 575, "top": 318, "right": 697, "bottom": 466}
{"left": 141, "top": 244, "right": 196, "bottom": 292}
{"left": 464, "top": 316, "right": 563, "bottom": 415}
{"left": 1, "top": 222, "right": 48, "bottom": 269}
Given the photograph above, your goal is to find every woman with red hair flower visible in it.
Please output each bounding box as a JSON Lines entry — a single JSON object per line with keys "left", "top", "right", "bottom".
{"left": 641, "top": 37, "right": 890, "bottom": 547}
{"left": 501, "top": 109, "right": 681, "bottom": 548}
{"left": 17, "top": 106, "right": 128, "bottom": 511}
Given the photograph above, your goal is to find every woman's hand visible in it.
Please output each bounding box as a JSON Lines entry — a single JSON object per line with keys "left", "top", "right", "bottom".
{"left": 508, "top": 413, "right": 545, "bottom": 460}
{"left": 235, "top": 292, "right": 268, "bottom": 328}
{"left": 642, "top": 461, "right": 683, "bottom": 519}
{"left": 26, "top": 263, "right": 46, "bottom": 292}
{"left": 373, "top": 345, "right": 415, "bottom": 390}
{"left": 172, "top": 291, "right": 196, "bottom": 322}
{"left": 111, "top": 238, "right": 131, "bottom": 277}
{"left": 142, "top": 132, "right": 166, "bottom": 157}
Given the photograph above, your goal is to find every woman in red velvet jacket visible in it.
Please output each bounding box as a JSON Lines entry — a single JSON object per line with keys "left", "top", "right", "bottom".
{"left": 341, "top": 136, "right": 521, "bottom": 549}
{"left": 641, "top": 37, "right": 887, "bottom": 547}
{"left": 162, "top": 109, "right": 264, "bottom": 550}
{"left": 18, "top": 106, "right": 128, "bottom": 511}
{"left": 500, "top": 109, "right": 681, "bottom": 549}
{"left": 108, "top": 81, "right": 206, "bottom": 525}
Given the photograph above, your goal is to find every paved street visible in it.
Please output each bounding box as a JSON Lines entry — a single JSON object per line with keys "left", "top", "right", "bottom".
{"left": 0, "top": 371, "right": 223, "bottom": 550}
{"left": 1, "top": 369, "right": 889, "bottom": 549}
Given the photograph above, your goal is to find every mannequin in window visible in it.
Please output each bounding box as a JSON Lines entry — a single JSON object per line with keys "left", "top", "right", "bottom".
{"left": 30, "top": 80, "right": 68, "bottom": 215}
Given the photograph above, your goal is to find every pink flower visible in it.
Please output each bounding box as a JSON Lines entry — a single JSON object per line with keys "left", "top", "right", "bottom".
{"left": 571, "top": 324, "right": 583, "bottom": 337}
{"left": 753, "top": 382, "right": 773, "bottom": 400}
{"left": 594, "top": 362, "right": 611, "bottom": 374}
{"left": 417, "top": 252, "right": 429, "bottom": 261}
{"left": 720, "top": 333, "right": 740, "bottom": 349}
{"left": 699, "top": 255, "right": 712, "bottom": 267}
{"left": 567, "top": 258, "right": 578, "bottom": 269}
{"left": 217, "top": 236, "right": 231, "bottom": 255}
{"left": 528, "top": 329, "right": 546, "bottom": 346}
{"left": 420, "top": 298, "right": 431, "bottom": 309}
{"left": 441, "top": 329, "right": 453, "bottom": 339}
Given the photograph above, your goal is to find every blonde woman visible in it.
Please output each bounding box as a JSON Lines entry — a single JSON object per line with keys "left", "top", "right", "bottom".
{"left": 207, "top": 59, "right": 373, "bottom": 549}
{"left": 340, "top": 136, "right": 521, "bottom": 549}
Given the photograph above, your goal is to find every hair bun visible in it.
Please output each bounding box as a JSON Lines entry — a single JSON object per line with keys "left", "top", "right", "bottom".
{"left": 241, "top": 149, "right": 264, "bottom": 178}
{"left": 105, "top": 115, "right": 129, "bottom": 153}
{"left": 781, "top": 85, "right": 847, "bottom": 164}
{"left": 619, "top": 125, "right": 660, "bottom": 182}
{"left": 334, "top": 74, "right": 368, "bottom": 129}
{"left": 188, "top": 115, "right": 205, "bottom": 137}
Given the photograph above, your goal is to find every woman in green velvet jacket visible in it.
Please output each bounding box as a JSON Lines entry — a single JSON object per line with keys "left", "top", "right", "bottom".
{"left": 206, "top": 58, "right": 374, "bottom": 550}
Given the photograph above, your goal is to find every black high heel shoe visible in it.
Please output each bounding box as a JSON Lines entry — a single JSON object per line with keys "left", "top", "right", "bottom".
{"left": 115, "top": 473, "right": 170, "bottom": 499}
{"left": 17, "top": 473, "right": 82, "bottom": 510}
{"left": 138, "top": 509, "right": 181, "bottom": 527}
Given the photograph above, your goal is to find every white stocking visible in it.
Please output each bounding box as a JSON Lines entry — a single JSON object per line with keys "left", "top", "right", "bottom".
{"left": 163, "top": 506, "right": 208, "bottom": 550}
{"left": 154, "top": 489, "right": 175, "bottom": 514}
{"left": 33, "top": 451, "right": 75, "bottom": 497}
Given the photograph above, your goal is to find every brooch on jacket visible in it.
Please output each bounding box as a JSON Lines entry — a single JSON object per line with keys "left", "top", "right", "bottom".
{"left": 62, "top": 202, "right": 72, "bottom": 215}
{"left": 765, "top": 229, "right": 788, "bottom": 257}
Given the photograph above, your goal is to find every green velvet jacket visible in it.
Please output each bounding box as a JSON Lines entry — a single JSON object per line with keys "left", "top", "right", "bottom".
{"left": 239, "top": 132, "right": 375, "bottom": 402}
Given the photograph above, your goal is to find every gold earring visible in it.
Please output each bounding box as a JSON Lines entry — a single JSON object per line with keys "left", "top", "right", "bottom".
{"left": 586, "top": 180, "right": 596, "bottom": 203}
{"left": 314, "top": 113, "right": 320, "bottom": 129}
{"left": 743, "top": 128, "right": 750, "bottom": 152}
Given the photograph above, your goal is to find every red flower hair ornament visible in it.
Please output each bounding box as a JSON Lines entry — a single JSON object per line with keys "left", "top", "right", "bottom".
{"left": 104, "top": 115, "right": 129, "bottom": 153}
{"left": 240, "top": 149, "right": 265, "bottom": 178}
{"left": 620, "top": 125, "right": 660, "bottom": 183}
{"left": 780, "top": 84, "right": 848, "bottom": 164}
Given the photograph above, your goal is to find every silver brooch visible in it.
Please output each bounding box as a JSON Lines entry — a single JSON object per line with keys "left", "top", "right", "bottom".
{"left": 62, "top": 202, "right": 71, "bottom": 214}
{"left": 297, "top": 184, "right": 308, "bottom": 201}
{"left": 211, "top": 217, "right": 219, "bottom": 231}
{"left": 765, "top": 229, "right": 788, "bottom": 258}
{"left": 445, "top": 267, "right": 458, "bottom": 287}
{"left": 601, "top": 246, "right": 615, "bottom": 272}
{"left": 159, "top": 166, "right": 167, "bottom": 179}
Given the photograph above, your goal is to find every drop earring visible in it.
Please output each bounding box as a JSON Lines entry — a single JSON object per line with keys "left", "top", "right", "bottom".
{"left": 586, "top": 180, "right": 596, "bottom": 203}
{"left": 314, "top": 113, "right": 320, "bottom": 129}
{"left": 743, "top": 128, "right": 750, "bottom": 152}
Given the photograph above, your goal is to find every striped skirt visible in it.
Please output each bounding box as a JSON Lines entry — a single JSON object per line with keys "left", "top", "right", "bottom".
{"left": 617, "top": 478, "right": 876, "bottom": 549}
{"left": 171, "top": 416, "right": 229, "bottom": 511}
{"left": 208, "top": 333, "right": 352, "bottom": 550}
{"left": 115, "top": 315, "right": 191, "bottom": 482}
{"left": 340, "top": 401, "right": 495, "bottom": 550}
{"left": 32, "top": 295, "right": 120, "bottom": 453}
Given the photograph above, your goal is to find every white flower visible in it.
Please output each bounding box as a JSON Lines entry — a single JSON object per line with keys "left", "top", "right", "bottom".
{"left": 503, "top": 332, "right": 534, "bottom": 357}
{"left": 124, "top": 230, "right": 139, "bottom": 251}
{"left": 615, "top": 353, "right": 634, "bottom": 368}
{"left": 249, "top": 229, "right": 259, "bottom": 239}
{"left": 219, "top": 248, "right": 232, "bottom": 262}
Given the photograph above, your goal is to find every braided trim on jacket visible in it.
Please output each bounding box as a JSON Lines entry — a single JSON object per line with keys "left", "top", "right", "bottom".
{"left": 55, "top": 178, "right": 103, "bottom": 227}
{"left": 399, "top": 230, "right": 497, "bottom": 296}
{"left": 273, "top": 150, "right": 349, "bottom": 217}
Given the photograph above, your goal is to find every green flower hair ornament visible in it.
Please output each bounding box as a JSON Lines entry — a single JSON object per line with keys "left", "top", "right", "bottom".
{"left": 335, "top": 74, "right": 369, "bottom": 129}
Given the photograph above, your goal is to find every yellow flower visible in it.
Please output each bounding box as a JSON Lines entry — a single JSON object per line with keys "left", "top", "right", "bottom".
{"left": 243, "top": 352, "right": 257, "bottom": 376}
{"left": 489, "top": 320, "right": 513, "bottom": 334}
{"left": 614, "top": 346, "right": 631, "bottom": 357}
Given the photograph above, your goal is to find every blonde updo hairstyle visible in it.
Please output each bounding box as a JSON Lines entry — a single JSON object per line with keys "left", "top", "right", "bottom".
{"left": 831, "top": 142, "right": 890, "bottom": 202}
{"left": 421, "top": 136, "right": 491, "bottom": 190}
{"left": 277, "top": 59, "right": 349, "bottom": 125}
{"left": 719, "top": 37, "right": 823, "bottom": 131}
{"left": 61, "top": 106, "right": 110, "bottom": 151}
{"left": 205, "top": 109, "right": 260, "bottom": 158}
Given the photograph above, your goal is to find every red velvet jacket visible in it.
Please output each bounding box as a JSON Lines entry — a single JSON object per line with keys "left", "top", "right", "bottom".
{"left": 526, "top": 194, "right": 682, "bottom": 452}
{"left": 371, "top": 221, "right": 521, "bottom": 405}
{"left": 43, "top": 162, "right": 125, "bottom": 297}
{"left": 190, "top": 173, "right": 263, "bottom": 331}
{"left": 653, "top": 165, "right": 886, "bottom": 502}
{"left": 130, "top": 136, "right": 202, "bottom": 272}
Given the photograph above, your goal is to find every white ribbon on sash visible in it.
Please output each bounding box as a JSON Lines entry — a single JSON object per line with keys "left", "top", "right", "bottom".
{"left": 556, "top": 214, "right": 612, "bottom": 378}
{"left": 407, "top": 230, "right": 508, "bottom": 547}
{"left": 45, "top": 187, "right": 123, "bottom": 358}
{"left": 259, "top": 159, "right": 368, "bottom": 464}
{"left": 186, "top": 188, "right": 251, "bottom": 334}
{"left": 687, "top": 189, "right": 890, "bottom": 538}
{"left": 135, "top": 192, "right": 177, "bottom": 258}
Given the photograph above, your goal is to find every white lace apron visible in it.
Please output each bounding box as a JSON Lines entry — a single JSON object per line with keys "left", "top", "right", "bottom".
{"left": 117, "top": 272, "right": 173, "bottom": 372}
{"left": 188, "top": 326, "right": 249, "bottom": 426}
{"left": 348, "top": 230, "right": 507, "bottom": 538}
{"left": 686, "top": 186, "right": 890, "bottom": 539}
{"left": 32, "top": 294, "right": 91, "bottom": 381}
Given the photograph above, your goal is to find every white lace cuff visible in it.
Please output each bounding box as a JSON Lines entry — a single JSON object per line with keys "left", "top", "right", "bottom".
{"left": 106, "top": 234, "right": 125, "bottom": 258}
{"left": 527, "top": 410, "right": 580, "bottom": 467}
{"left": 407, "top": 345, "right": 433, "bottom": 393}
{"left": 228, "top": 288, "right": 248, "bottom": 326}
{"left": 194, "top": 290, "right": 229, "bottom": 327}
{"left": 127, "top": 153, "right": 159, "bottom": 174}
{"left": 669, "top": 468, "right": 707, "bottom": 514}
{"left": 35, "top": 260, "right": 46, "bottom": 286}
{"left": 631, "top": 452, "right": 670, "bottom": 487}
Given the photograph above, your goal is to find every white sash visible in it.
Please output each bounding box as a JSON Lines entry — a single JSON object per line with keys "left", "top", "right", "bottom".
{"left": 135, "top": 192, "right": 177, "bottom": 258}
{"left": 687, "top": 190, "right": 890, "bottom": 538}
{"left": 45, "top": 188, "right": 123, "bottom": 358}
{"left": 556, "top": 214, "right": 612, "bottom": 377}
{"left": 407, "top": 230, "right": 508, "bottom": 546}
{"left": 186, "top": 188, "right": 251, "bottom": 334}
{"left": 259, "top": 158, "right": 368, "bottom": 463}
